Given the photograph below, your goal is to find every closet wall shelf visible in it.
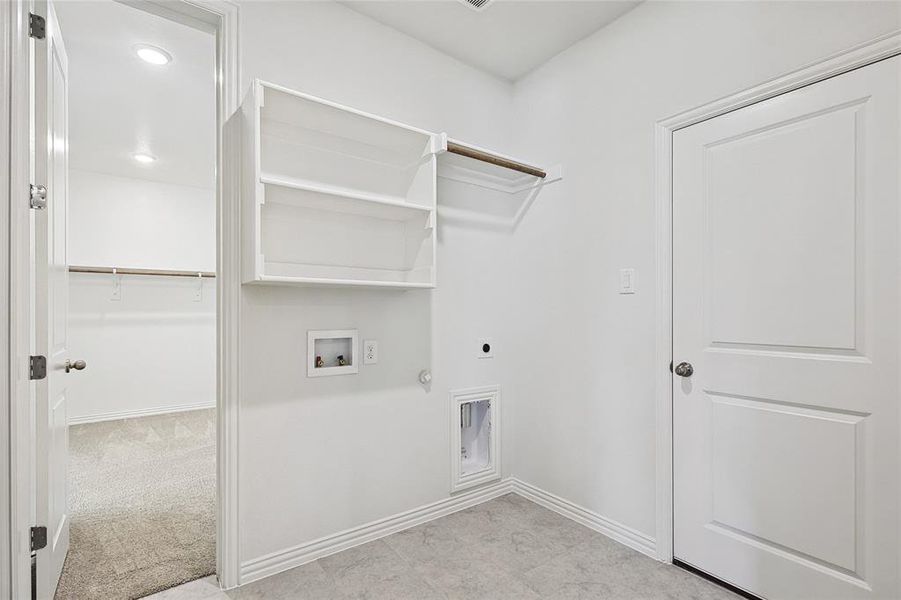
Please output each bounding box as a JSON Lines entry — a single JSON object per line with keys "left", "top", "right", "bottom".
{"left": 69, "top": 266, "right": 215, "bottom": 278}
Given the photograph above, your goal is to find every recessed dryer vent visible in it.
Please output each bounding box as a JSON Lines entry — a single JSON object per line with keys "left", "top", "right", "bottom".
{"left": 450, "top": 386, "right": 500, "bottom": 492}
{"left": 460, "top": 400, "right": 491, "bottom": 474}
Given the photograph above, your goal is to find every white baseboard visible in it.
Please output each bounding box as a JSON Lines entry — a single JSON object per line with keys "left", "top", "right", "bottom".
{"left": 67, "top": 401, "right": 216, "bottom": 426}
{"left": 239, "top": 477, "right": 657, "bottom": 586}
{"left": 240, "top": 478, "right": 516, "bottom": 584}
{"left": 511, "top": 479, "right": 657, "bottom": 559}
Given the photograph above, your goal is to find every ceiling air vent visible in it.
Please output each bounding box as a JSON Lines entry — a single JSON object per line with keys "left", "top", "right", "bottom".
{"left": 457, "top": 0, "right": 493, "bottom": 11}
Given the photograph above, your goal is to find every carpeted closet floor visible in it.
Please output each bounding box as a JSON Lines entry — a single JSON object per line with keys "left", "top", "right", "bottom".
{"left": 55, "top": 409, "right": 216, "bottom": 600}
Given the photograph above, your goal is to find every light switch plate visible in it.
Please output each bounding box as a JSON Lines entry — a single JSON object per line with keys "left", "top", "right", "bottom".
{"left": 363, "top": 340, "right": 378, "bottom": 364}
{"left": 619, "top": 268, "right": 636, "bottom": 294}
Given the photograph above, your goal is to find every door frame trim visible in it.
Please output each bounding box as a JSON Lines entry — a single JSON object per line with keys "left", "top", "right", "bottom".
{"left": 2, "top": 2, "right": 31, "bottom": 597}
{"left": 653, "top": 29, "right": 901, "bottom": 563}
{"left": 110, "top": 0, "right": 242, "bottom": 590}
{"left": 7, "top": 2, "right": 41, "bottom": 596}
{"left": 4, "top": 0, "right": 240, "bottom": 596}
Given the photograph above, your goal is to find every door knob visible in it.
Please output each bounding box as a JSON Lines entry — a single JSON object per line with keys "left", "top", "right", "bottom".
{"left": 65, "top": 359, "right": 86, "bottom": 373}
{"left": 674, "top": 361, "right": 693, "bottom": 377}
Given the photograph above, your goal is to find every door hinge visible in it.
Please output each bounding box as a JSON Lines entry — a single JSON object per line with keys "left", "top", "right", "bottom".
{"left": 28, "top": 13, "right": 45, "bottom": 40}
{"left": 30, "top": 184, "right": 47, "bottom": 210}
{"left": 30, "top": 526, "right": 47, "bottom": 552}
{"left": 29, "top": 356, "right": 47, "bottom": 381}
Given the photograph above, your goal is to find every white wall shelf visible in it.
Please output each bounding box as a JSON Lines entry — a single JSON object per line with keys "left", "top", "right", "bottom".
{"left": 260, "top": 173, "right": 434, "bottom": 220}
{"left": 231, "top": 81, "right": 564, "bottom": 286}
{"left": 236, "top": 80, "right": 440, "bottom": 289}
{"left": 437, "top": 138, "right": 562, "bottom": 229}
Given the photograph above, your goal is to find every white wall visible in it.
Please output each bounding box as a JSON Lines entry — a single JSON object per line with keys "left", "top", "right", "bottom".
{"left": 235, "top": 0, "right": 517, "bottom": 566}
{"left": 67, "top": 273, "right": 215, "bottom": 423}
{"left": 230, "top": 0, "right": 901, "bottom": 576}
{"left": 507, "top": 1, "right": 901, "bottom": 540}
{"left": 68, "top": 169, "right": 216, "bottom": 422}
{"left": 69, "top": 170, "right": 215, "bottom": 272}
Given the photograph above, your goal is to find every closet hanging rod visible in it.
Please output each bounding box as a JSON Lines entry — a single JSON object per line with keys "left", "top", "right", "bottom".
{"left": 446, "top": 141, "right": 546, "bottom": 179}
{"left": 69, "top": 265, "right": 216, "bottom": 278}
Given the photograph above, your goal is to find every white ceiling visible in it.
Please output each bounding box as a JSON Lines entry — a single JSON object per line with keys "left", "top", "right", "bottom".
{"left": 55, "top": 0, "right": 215, "bottom": 190}
{"left": 341, "top": 0, "right": 641, "bottom": 81}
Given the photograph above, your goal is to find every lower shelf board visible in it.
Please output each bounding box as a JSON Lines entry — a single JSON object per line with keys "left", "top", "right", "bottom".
{"left": 246, "top": 261, "right": 435, "bottom": 289}
{"left": 245, "top": 275, "right": 436, "bottom": 290}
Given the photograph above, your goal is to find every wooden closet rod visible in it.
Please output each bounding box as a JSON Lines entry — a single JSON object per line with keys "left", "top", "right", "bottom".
{"left": 69, "top": 265, "right": 216, "bottom": 278}
{"left": 446, "top": 141, "right": 546, "bottom": 179}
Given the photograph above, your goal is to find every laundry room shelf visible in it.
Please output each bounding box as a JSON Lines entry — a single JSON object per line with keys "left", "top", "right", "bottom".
{"left": 436, "top": 138, "right": 562, "bottom": 229}
{"left": 234, "top": 80, "right": 440, "bottom": 289}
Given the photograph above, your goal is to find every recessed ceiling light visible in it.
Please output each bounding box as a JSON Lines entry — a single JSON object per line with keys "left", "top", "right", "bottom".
{"left": 134, "top": 44, "right": 172, "bottom": 66}
{"left": 133, "top": 152, "right": 157, "bottom": 164}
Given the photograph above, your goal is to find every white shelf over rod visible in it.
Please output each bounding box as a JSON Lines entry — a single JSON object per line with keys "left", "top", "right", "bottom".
{"left": 436, "top": 137, "right": 562, "bottom": 229}
{"left": 437, "top": 137, "right": 563, "bottom": 195}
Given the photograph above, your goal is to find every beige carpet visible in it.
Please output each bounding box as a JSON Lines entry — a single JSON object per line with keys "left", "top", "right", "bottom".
{"left": 55, "top": 409, "right": 216, "bottom": 600}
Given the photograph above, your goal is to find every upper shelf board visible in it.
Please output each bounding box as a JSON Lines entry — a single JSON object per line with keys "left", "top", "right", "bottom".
{"left": 258, "top": 80, "right": 442, "bottom": 156}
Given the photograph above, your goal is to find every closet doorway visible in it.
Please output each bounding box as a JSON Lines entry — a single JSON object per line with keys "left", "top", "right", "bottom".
{"left": 42, "top": 1, "right": 219, "bottom": 597}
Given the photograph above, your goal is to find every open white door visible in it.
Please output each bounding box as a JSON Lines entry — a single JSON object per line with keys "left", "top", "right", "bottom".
{"left": 32, "top": 2, "right": 72, "bottom": 598}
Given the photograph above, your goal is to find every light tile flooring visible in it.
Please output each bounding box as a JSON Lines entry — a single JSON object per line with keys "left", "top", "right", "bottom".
{"left": 146, "top": 494, "right": 739, "bottom": 600}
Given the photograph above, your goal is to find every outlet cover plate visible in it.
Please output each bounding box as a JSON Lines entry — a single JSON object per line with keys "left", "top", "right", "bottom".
{"left": 477, "top": 338, "right": 494, "bottom": 359}
{"left": 619, "top": 268, "right": 636, "bottom": 294}
{"left": 363, "top": 340, "right": 378, "bottom": 364}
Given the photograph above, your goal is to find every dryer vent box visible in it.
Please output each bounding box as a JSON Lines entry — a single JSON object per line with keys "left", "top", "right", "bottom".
{"left": 450, "top": 386, "right": 500, "bottom": 492}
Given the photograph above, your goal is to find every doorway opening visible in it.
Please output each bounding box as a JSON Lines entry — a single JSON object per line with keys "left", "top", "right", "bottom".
{"left": 52, "top": 2, "right": 217, "bottom": 597}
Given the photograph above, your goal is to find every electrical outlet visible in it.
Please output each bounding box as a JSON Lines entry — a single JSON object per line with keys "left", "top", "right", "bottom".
{"left": 363, "top": 340, "right": 378, "bottom": 364}
{"left": 477, "top": 338, "right": 494, "bottom": 359}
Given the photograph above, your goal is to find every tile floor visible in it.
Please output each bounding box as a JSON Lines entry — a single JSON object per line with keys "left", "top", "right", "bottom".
{"left": 145, "top": 493, "right": 739, "bottom": 600}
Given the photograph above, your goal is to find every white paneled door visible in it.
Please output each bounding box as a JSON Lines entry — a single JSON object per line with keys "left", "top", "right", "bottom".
{"left": 33, "top": 2, "right": 71, "bottom": 598}
{"left": 673, "top": 56, "right": 899, "bottom": 599}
